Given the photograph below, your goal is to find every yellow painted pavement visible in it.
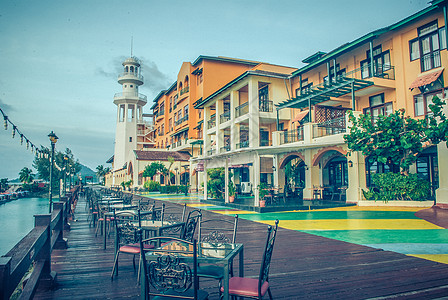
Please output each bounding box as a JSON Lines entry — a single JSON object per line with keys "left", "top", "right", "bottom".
{"left": 409, "top": 254, "right": 448, "bottom": 264}
{"left": 261, "top": 219, "right": 444, "bottom": 231}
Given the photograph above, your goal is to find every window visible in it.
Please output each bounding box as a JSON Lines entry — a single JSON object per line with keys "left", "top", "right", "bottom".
{"left": 129, "top": 137, "right": 132, "bottom": 142}
{"left": 409, "top": 21, "right": 443, "bottom": 72}
{"left": 127, "top": 105, "right": 135, "bottom": 122}
{"left": 365, "top": 159, "right": 399, "bottom": 187}
{"left": 299, "top": 78, "right": 313, "bottom": 95}
{"left": 323, "top": 64, "right": 346, "bottom": 83}
{"left": 364, "top": 93, "right": 393, "bottom": 121}
{"left": 197, "top": 73, "right": 203, "bottom": 85}
{"left": 184, "top": 105, "right": 189, "bottom": 120}
{"left": 119, "top": 105, "right": 125, "bottom": 122}
{"left": 169, "top": 97, "right": 173, "bottom": 112}
{"left": 169, "top": 118, "right": 173, "bottom": 131}
{"left": 414, "top": 89, "right": 445, "bottom": 116}
{"left": 360, "top": 46, "right": 391, "bottom": 79}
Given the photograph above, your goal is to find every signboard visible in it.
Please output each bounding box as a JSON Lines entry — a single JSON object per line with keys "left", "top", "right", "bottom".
{"left": 196, "top": 162, "right": 204, "bottom": 172}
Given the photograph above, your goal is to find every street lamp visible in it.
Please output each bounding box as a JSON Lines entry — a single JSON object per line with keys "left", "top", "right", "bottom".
{"left": 48, "top": 131, "right": 58, "bottom": 213}
{"left": 63, "top": 155, "right": 68, "bottom": 196}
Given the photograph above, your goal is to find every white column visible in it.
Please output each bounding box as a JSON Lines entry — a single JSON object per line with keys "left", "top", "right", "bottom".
{"left": 346, "top": 151, "right": 367, "bottom": 203}
{"left": 230, "top": 91, "right": 239, "bottom": 151}
{"left": 203, "top": 161, "right": 208, "bottom": 200}
{"left": 248, "top": 78, "right": 260, "bottom": 148}
{"left": 225, "top": 158, "right": 229, "bottom": 203}
{"left": 303, "top": 149, "right": 319, "bottom": 200}
{"left": 253, "top": 153, "right": 261, "bottom": 206}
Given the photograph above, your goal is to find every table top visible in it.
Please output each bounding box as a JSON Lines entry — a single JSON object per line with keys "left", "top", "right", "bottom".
{"left": 146, "top": 240, "right": 243, "bottom": 262}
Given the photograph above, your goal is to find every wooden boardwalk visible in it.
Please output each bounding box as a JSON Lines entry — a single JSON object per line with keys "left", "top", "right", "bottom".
{"left": 34, "top": 195, "right": 448, "bottom": 299}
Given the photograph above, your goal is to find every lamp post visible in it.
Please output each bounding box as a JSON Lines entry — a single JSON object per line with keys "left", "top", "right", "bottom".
{"left": 48, "top": 131, "right": 58, "bottom": 213}
{"left": 63, "top": 155, "right": 68, "bottom": 196}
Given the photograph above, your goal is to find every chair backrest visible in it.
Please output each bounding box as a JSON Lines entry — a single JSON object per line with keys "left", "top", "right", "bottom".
{"left": 161, "top": 203, "right": 186, "bottom": 225}
{"left": 139, "top": 232, "right": 201, "bottom": 300}
{"left": 198, "top": 214, "right": 238, "bottom": 244}
{"left": 115, "top": 222, "right": 139, "bottom": 248}
{"left": 258, "top": 219, "right": 279, "bottom": 293}
{"left": 180, "top": 209, "right": 201, "bottom": 242}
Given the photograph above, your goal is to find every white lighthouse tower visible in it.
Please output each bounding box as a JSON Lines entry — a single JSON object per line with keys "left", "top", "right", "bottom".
{"left": 112, "top": 57, "right": 147, "bottom": 172}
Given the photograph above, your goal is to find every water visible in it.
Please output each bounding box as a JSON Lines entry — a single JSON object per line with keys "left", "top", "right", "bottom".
{"left": 0, "top": 197, "right": 50, "bottom": 256}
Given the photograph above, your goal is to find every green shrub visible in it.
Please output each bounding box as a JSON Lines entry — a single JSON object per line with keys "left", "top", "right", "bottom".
{"left": 143, "top": 180, "right": 160, "bottom": 192}
{"left": 362, "top": 173, "right": 430, "bottom": 202}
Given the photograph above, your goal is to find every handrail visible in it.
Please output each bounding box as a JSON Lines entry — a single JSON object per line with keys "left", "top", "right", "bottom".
{"left": 118, "top": 72, "right": 144, "bottom": 82}
{"left": 313, "top": 116, "right": 346, "bottom": 138}
{"left": 220, "top": 111, "right": 230, "bottom": 123}
{"left": 113, "top": 92, "right": 147, "bottom": 102}
{"left": 0, "top": 186, "right": 79, "bottom": 300}
{"left": 279, "top": 127, "right": 304, "bottom": 145}
{"left": 235, "top": 102, "right": 249, "bottom": 118}
{"left": 259, "top": 100, "right": 273, "bottom": 112}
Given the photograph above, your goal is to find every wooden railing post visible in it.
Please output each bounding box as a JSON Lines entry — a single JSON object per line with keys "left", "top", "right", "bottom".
{"left": 59, "top": 196, "right": 71, "bottom": 230}
{"left": 53, "top": 203, "right": 68, "bottom": 249}
{"left": 34, "top": 214, "right": 56, "bottom": 288}
{"left": 0, "top": 257, "right": 12, "bottom": 300}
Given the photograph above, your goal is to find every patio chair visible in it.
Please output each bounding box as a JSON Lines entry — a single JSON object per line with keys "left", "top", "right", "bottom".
{"left": 158, "top": 209, "right": 202, "bottom": 243}
{"left": 197, "top": 215, "right": 239, "bottom": 295}
{"left": 138, "top": 233, "right": 209, "bottom": 300}
{"left": 221, "top": 219, "right": 279, "bottom": 300}
{"left": 111, "top": 211, "right": 154, "bottom": 281}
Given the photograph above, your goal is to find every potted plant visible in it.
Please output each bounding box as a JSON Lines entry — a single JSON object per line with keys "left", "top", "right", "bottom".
{"left": 228, "top": 181, "right": 236, "bottom": 203}
{"left": 258, "top": 182, "right": 269, "bottom": 207}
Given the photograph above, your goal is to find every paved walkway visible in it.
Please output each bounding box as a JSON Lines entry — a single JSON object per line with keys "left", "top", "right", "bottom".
{"left": 142, "top": 192, "right": 448, "bottom": 265}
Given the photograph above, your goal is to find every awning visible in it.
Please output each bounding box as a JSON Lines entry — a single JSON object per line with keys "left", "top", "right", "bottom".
{"left": 170, "top": 127, "right": 189, "bottom": 137}
{"left": 409, "top": 68, "right": 444, "bottom": 90}
{"left": 292, "top": 110, "right": 309, "bottom": 123}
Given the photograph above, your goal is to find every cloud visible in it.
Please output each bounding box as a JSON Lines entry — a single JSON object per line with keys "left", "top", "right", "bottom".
{"left": 0, "top": 98, "right": 14, "bottom": 113}
{"left": 95, "top": 56, "right": 173, "bottom": 98}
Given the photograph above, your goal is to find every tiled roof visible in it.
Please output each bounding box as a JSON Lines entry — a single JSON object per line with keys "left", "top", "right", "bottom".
{"left": 409, "top": 68, "right": 444, "bottom": 90}
{"left": 134, "top": 150, "right": 190, "bottom": 161}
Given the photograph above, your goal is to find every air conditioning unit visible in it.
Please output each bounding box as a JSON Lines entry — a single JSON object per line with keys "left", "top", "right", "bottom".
{"left": 240, "top": 182, "right": 252, "bottom": 194}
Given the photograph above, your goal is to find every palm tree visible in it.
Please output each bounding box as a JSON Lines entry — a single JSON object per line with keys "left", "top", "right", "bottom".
{"left": 0, "top": 178, "right": 9, "bottom": 192}
{"left": 19, "top": 167, "right": 34, "bottom": 184}
{"left": 96, "top": 165, "right": 110, "bottom": 185}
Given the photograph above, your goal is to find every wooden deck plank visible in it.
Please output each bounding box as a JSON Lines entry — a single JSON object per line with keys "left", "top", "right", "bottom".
{"left": 34, "top": 195, "right": 448, "bottom": 299}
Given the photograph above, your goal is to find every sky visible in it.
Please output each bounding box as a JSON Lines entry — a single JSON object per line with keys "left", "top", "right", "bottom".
{"left": 0, "top": 0, "right": 429, "bottom": 179}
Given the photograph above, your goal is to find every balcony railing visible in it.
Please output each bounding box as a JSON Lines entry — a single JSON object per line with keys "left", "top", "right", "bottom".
{"left": 235, "top": 102, "right": 249, "bottom": 118}
{"left": 113, "top": 92, "right": 147, "bottom": 102}
{"left": 421, "top": 51, "right": 441, "bottom": 72}
{"left": 179, "top": 86, "right": 190, "bottom": 96}
{"left": 118, "top": 72, "right": 144, "bottom": 82}
{"left": 279, "top": 127, "right": 304, "bottom": 145}
{"left": 207, "top": 115, "right": 216, "bottom": 129}
{"left": 207, "top": 149, "right": 216, "bottom": 156}
{"left": 259, "top": 139, "right": 272, "bottom": 147}
{"left": 175, "top": 114, "right": 188, "bottom": 126}
{"left": 220, "top": 111, "right": 230, "bottom": 123}
{"left": 313, "top": 116, "right": 346, "bottom": 138}
{"left": 259, "top": 100, "right": 273, "bottom": 112}
{"left": 236, "top": 140, "right": 249, "bottom": 149}
{"left": 220, "top": 145, "right": 231, "bottom": 153}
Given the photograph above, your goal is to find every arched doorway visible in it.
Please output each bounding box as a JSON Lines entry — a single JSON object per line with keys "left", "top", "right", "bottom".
{"left": 279, "top": 152, "right": 306, "bottom": 198}
{"left": 180, "top": 172, "right": 190, "bottom": 186}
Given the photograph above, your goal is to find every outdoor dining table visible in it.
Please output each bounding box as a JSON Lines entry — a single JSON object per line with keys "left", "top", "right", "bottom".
{"left": 143, "top": 240, "right": 244, "bottom": 300}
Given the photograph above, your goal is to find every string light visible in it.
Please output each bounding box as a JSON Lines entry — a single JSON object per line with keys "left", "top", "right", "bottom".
{"left": 1, "top": 106, "right": 52, "bottom": 160}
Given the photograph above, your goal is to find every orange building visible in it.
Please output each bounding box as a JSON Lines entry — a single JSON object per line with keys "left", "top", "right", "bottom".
{"left": 150, "top": 56, "right": 261, "bottom": 159}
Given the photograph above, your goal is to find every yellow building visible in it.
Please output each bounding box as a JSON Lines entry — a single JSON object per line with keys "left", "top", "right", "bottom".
{"left": 196, "top": 0, "right": 448, "bottom": 206}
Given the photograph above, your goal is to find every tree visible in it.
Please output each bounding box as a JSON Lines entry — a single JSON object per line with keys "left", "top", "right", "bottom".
{"left": 207, "top": 168, "right": 225, "bottom": 199}
{"left": 344, "top": 108, "right": 428, "bottom": 174}
{"left": 142, "top": 162, "right": 165, "bottom": 179}
{"left": 19, "top": 167, "right": 34, "bottom": 184}
{"left": 425, "top": 96, "right": 448, "bottom": 146}
{"left": 96, "top": 165, "right": 111, "bottom": 185}
{"left": 0, "top": 178, "right": 9, "bottom": 193}
{"left": 166, "top": 157, "right": 175, "bottom": 186}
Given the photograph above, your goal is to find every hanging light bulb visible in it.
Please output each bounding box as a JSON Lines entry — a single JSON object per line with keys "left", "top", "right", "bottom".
{"left": 20, "top": 134, "right": 24, "bottom": 145}
{"left": 26, "top": 139, "right": 29, "bottom": 149}
{"left": 12, "top": 126, "right": 16, "bottom": 138}
{"left": 3, "top": 116, "right": 7, "bottom": 130}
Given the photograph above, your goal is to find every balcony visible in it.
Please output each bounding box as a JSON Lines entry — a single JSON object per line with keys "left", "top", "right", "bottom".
{"left": 175, "top": 114, "right": 188, "bottom": 126}
{"left": 259, "top": 100, "right": 273, "bottom": 112}
{"left": 313, "top": 116, "right": 346, "bottom": 138}
{"left": 236, "top": 140, "right": 249, "bottom": 149}
{"left": 207, "top": 115, "right": 216, "bottom": 129}
{"left": 113, "top": 92, "right": 147, "bottom": 103}
{"left": 259, "top": 139, "right": 272, "bottom": 147}
{"left": 179, "top": 86, "right": 190, "bottom": 96}
{"left": 117, "top": 72, "right": 144, "bottom": 85}
{"left": 220, "top": 145, "right": 230, "bottom": 153}
{"left": 235, "top": 102, "right": 249, "bottom": 118}
{"left": 279, "top": 127, "right": 304, "bottom": 145}
{"left": 207, "top": 149, "right": 216, "bottom": 156}
{"left": 155, "top": 109, "right": 165, "bottom": 120}
{"left": 220, "top": 111, "right": 230, "bottom": 124}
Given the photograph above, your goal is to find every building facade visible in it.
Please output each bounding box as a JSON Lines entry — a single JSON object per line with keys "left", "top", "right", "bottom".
{"left": 194, "top": 0, "right": 448, "bottom": 206}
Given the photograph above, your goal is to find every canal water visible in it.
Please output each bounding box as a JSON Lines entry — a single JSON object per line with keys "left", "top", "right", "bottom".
{"left": 0, "top": 197, "right": 50, "bottom": 256}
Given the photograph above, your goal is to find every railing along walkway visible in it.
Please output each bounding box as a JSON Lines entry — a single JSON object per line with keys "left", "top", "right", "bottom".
{"left": 33, "top": 194, "right": 448, "bottom": 299}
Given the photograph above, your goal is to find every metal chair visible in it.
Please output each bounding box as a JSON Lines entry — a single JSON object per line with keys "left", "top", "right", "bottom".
{"left": 111, "top": 211, "right": 154, "bottom": 281}
{"left": 221, "top": 219, "right": 279, "bottom": 300}
{"left": 158, "top": 209, "right": 202, "bottom": 242}
{"left": 197, "top": 215, "right": 239, "bottom": 294}
{"left": 139, "top": 233, "right": 209, "bottom": 300}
